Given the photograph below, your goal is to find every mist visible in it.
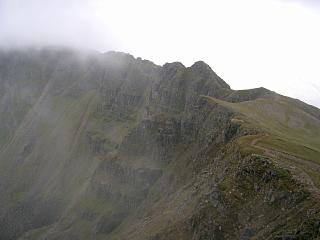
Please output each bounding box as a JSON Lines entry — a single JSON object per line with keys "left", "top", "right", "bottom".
{"left": 0, "top": 0, "right": 117, "bottom": 51}
{"left": 0, "top": 0, "right": 319, "bottom": 108}
{"left": 1, "top": 1, "right": 320, "bottom": 239}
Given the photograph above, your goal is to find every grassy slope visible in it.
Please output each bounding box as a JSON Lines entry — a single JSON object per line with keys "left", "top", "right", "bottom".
{"left": 205, "top": 95, "right": 320, "bottom": 162}
{"left": 205, "top": 95, "right": 320, "bottom": 193}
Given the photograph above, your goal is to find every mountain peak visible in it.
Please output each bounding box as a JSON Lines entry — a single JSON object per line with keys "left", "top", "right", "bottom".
{"left": 162, "top": 61, "right": 185, "bottom": 70}
{"left": 189, "top": 60, "right": 230, "bottom": 89}
{"left": 190, "top": 60, "right": 212, "bottom": 72}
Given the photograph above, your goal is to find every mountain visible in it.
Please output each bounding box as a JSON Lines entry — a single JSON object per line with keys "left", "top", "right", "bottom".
{"left": 0, "top": 47, "right": 319, "bottom": 240}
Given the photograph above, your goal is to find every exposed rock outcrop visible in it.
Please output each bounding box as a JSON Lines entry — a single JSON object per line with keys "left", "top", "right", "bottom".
{"left": 0, "top": 48, "right": 319, "bottom": 240}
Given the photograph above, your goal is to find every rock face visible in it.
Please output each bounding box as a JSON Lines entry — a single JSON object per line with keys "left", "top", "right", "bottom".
{"left": 0, "top": 48, "right": 319, "bottom": 240}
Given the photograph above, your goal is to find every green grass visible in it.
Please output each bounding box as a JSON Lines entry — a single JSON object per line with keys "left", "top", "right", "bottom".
{"left": 260, "top": 136, "right": 320, "bottom": 164}
{"left": 204, "top": 96, "right": 320, "bottom": 164}
{"left": 236, "top": 135, "right": 264, "bottom": 157}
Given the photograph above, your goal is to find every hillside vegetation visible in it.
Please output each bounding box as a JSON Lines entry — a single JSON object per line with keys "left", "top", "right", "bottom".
{"left": 0, "top": 48, "right": 319, "bottom": 240}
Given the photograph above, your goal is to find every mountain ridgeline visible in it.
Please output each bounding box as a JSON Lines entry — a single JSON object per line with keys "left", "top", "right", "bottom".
{"left": 0, "top": 48, "right": 320, "bottom": 240}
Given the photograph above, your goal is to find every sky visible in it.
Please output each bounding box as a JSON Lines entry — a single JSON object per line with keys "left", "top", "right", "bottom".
{"left": 0, "top": 0, "right": 319, "bottom": 108}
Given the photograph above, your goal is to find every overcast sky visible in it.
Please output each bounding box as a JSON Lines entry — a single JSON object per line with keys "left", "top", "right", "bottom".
{"left": 0, "top": 0, "right": 319, "bottom": 108}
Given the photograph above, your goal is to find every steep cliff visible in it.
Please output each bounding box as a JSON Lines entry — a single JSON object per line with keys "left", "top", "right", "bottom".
{"left": 0, "top": 48, "right": 319, "bottom": 240}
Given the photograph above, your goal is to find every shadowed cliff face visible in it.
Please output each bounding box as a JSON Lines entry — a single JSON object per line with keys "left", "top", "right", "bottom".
{"left": 0, "top": 48, "right": 319, "bottom": 240}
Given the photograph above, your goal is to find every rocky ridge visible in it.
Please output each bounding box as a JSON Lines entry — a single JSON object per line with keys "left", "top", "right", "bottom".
{"left": 0, "top": 48, "right": 319, "bottom": 239}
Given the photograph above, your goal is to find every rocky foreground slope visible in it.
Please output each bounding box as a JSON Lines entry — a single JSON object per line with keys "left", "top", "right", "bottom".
{"left": 0, "top": 48, "right": 319, "bottom": 240}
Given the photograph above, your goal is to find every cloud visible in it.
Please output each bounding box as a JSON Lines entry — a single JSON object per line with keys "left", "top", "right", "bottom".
{"left": 0, "top": 0, "right": 319, "bottom": 108}
{"left": 0, "top": 0, "right": 118, "bottom": 50}
{"left": 286, "top": 0, "right": 320, "bottom": 7}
